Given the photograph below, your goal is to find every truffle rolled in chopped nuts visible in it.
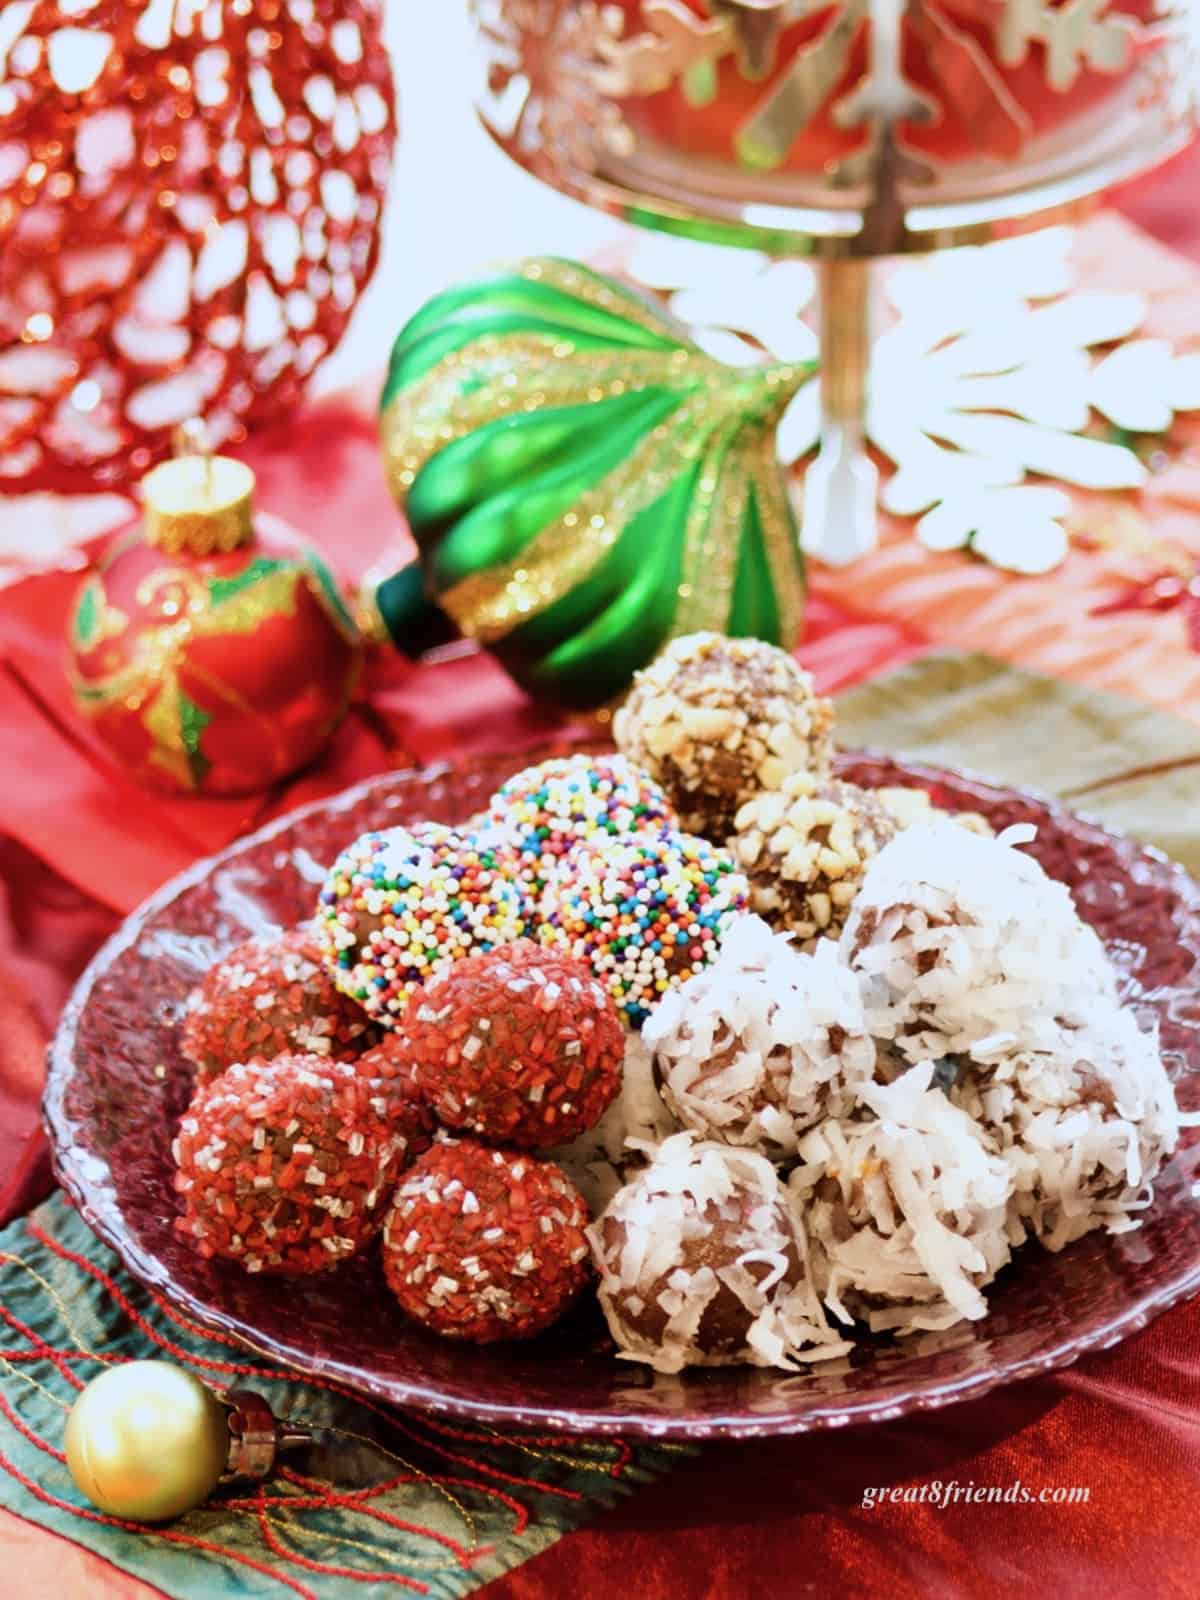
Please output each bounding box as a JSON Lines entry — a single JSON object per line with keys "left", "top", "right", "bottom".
{"left": 614, "top": 632, "right": 834, "bottom": 842}
{"left": 731, "top": 775, "right": 897, "bottom": 944}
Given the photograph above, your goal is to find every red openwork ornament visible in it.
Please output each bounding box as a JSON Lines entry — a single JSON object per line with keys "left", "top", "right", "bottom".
{"left": 0, "top": 0, "right": 395, "bottom": 494}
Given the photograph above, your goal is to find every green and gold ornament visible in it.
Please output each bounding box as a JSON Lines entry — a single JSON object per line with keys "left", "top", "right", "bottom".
{"left": 370, "top": 258, "right": 812, "bottom": 709}
{"left": 67, "top": 454, "right": 361, "bottom": 795}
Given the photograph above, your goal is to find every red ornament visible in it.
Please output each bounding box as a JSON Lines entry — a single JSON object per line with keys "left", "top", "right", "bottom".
{"left": 67, "top": 452, "right": 362, "bottom": 794}
{"left": 0, "top": 0, "right": 395, "bottom": 493}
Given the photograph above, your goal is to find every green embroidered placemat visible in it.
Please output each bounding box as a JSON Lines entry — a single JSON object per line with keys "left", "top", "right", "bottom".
{"left": 0, "top": 1195, "right": 686, "bottom": 1599}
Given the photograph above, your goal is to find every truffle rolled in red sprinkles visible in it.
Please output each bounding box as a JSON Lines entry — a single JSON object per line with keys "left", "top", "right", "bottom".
{"left": 401, "top": 940, "right": 624, "bottom": 1149}
{"left": 354, "top": 1034, "right": 437, "bottom": 1162}
{"left": 173, "top": 1055, "right": 405, "bottom": 1276}
{"left": 180, "top": 926, "right": 377, "bottom": 1084}
{"left": 382, "top": 1139, "right": 591, "bottom": 1342}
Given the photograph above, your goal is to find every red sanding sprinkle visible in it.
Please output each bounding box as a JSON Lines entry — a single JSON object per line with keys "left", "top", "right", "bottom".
{"left": 382, "top": 1138, "right": 591, "bottom": 1343}
{"left": 173, "top": 1055, "right": 406, "bottom": 1276}
{"left": 180, "top": 926, "right": 377, "bottom": 1084}
{"left": 399, "top": 940, "right": 624, "bottom": 1149}
{"left": 354, "top": 1035, "right": 437, "bottom": 1162}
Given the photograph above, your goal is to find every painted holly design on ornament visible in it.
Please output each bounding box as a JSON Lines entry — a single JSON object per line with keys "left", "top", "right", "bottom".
{"left": 67, "top": 455, "right": 361, "bottom": 794}
{"left": 70, "top": 536, "right": 360, "bottom": 791}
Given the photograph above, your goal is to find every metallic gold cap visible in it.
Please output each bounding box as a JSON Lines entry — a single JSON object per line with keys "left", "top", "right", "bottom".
{"left": 141, "top": 455, "right": 255, "bottom": 556}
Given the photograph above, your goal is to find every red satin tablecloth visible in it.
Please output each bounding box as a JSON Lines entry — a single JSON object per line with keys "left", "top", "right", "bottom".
{"left": 3, "top": 154, "right": 1200, "bottom": 1598}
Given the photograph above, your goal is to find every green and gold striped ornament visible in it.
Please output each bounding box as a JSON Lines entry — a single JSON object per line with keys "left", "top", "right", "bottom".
{"left": 370, "top": 257, "right": 812, "bottom": 709}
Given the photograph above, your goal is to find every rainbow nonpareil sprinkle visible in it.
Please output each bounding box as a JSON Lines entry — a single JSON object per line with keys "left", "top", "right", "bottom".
{"left": 316, "top": 823, "right": 528, "bottom": 1025}
{"left": 539, "top": 830, "right": 749, "bottom": 1027}
{"left": 488, "top": 754, "right": 676, "bottom": 888}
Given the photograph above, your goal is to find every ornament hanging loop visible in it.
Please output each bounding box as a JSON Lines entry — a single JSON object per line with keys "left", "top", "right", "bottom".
{"left": 173, "top": 417, "right": 213, "bottom": 460}
{"left": 173, "top": 417, "right": 216, "bottom": 500}
{"left": 220, "top": 1387, "right": 312, "bottom": 1484}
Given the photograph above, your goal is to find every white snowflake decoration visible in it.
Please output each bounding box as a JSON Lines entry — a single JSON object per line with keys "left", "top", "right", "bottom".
{"left": 624, "top": 233, "right": 818, "bottom": 364}
{"left": 629, "top": 227, "right": 1200, "bottom": 574}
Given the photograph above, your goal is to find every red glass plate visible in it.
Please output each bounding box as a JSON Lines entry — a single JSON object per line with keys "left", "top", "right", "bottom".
{"left": 44, "top": 747, "right": 1200, "bottom": 1439}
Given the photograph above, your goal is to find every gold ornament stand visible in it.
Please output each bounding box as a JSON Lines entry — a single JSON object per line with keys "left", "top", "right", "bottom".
{"left": 471, "top": 0, "right": 1198, "bottom": 565}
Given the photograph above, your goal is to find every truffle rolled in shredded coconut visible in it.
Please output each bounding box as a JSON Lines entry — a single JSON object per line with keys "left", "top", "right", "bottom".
{"left": 644, "top": 915, "right": 876, "bottom": 1160}
{"left": 731, "top": 775, "right": 898, "bottom": 945}
{"left": 613, "top": 632, "right": 834, "bottom": 842}
{"left": 789, "top": 1061, "right": 1015, "bottom": 1335}
{"left": 548, "top": 1029, "right": 680, "bottom": 1215}
{"left": 954, "top": 1006, "right": 1180, "bottom": 1251}
{"left": 588, "top": 1131, "right": 852, "bottom": 1374}
{"left": 840, "top": 821, "right": 1118, "bottom": 1065}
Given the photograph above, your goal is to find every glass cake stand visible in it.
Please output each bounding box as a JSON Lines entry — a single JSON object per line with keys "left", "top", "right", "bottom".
{"left": 470, "top": 0, "right": 1198, "bottom": 565}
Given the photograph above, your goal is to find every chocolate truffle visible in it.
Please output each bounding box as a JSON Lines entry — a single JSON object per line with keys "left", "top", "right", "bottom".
{"left": 589, "top": 1132, "right": 850, "bottom": 1373}
{"left": 731, "top": 774, "right": 897, "bottom": 944}
{"left": 173, "top": 1055, "right": 404, "bottom": 1275}
{"left": 790, "top": 1061, "right": 1014, "bottom": 1335}
{"left": 316, "top": 823, "right": 527, "bottom": 1026}
{"left": 180, "top": 926, "right": 376, "bottom": 1084}
{"left": 644, "top": 915, "right": 876, "bottom": 1160}
{"left": 539, "top": 829, "right": 748, "bottom": 1027}
{"left": 488, "top": 752, "right": 676, "bottom": 891}
{"left": 382, "top": 1139, "right": 591, "bottom": 1342}
{"left": 614, "top": 632, "right": 834, "bottom": 841}
{"left": 401, "top": 940, "right": 624, "bottom": 1149}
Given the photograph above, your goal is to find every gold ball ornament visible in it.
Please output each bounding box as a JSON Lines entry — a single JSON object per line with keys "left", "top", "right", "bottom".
{"left": 65, "top": 1361, "right": 230, "bottom": 1522}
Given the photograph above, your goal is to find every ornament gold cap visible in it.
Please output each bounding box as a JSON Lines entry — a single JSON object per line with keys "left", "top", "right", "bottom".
{"left": 142, "top": 453, "right": 256, "bottom": 557}
{"left": 221, "top": 1387, "right": 312, "bottom": 1483}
